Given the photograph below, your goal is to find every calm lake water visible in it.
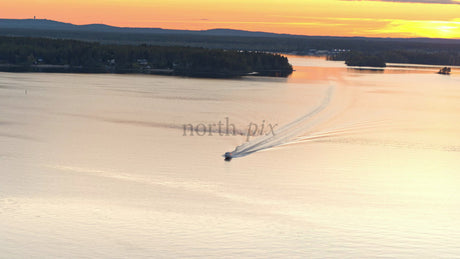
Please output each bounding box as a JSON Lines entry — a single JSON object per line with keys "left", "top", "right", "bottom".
{"left": 1, "top": 56, "right": 460, "bottom": 258}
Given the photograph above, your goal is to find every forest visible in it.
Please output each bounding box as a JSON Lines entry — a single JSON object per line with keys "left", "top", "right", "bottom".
{"left": 0, "top": 36, "right": 293, "bottom": 78}
{"left": 2, "top": 21, "right": 460, "bottom": 68}
{"left": 2, "top": 26, "right": 460, "bottom": 55}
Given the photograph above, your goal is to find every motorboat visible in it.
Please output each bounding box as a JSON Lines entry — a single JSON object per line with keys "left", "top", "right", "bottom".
{"left": 224, "top": 152, "right": 233, "bottom": 161}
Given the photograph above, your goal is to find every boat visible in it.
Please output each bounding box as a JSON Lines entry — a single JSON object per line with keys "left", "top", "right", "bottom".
{"left": 224, "top": 152, "right": 233, "bottom": 161}
{"left": 438, "top": 67, "right": 451, "bottom": 75}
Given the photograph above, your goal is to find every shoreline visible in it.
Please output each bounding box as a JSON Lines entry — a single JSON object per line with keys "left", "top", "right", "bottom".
{"left": 0, "top": 64, "right": 292, "bottom": 79}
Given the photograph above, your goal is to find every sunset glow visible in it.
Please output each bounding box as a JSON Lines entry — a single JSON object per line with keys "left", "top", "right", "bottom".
{"left": 3, "top": 0, "right": 460, "bottom": 38}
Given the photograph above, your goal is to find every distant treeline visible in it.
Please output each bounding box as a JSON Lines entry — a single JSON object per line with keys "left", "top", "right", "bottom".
{"left": 2, "top": 28, "right": 460, "bottom": 55}
{"left": 328, "top": 50, "right": 460, "bottom": 67}
{"left": 0, "top": 36, "right": 293, "bottom": 78}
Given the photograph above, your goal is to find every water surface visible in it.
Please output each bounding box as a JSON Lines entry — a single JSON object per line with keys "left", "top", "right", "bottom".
{"left": 1, "top": 57, "right": 460, "bottom": 258}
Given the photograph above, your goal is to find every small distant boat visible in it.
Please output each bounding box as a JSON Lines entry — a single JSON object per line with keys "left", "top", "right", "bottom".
{"left": 224, "top": 152, "right": 233, "bottom": 161}
{"left": 438, "top": 67, "right": 451, "bottom": 75}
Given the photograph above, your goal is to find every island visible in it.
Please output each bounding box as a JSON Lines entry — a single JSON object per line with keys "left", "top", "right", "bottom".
{"left": 328, "top": 50, "right": 459, "bottom": 68}
{"left": 0, "top": 36, "right": 293, "bottom": 78}
{"left": 328, "top": 51, "right": 386, "bottom": 67}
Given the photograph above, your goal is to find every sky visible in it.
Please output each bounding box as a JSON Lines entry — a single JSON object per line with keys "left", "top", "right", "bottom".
{"left": 3, "top": 0, "right": 460, "bottom": 38}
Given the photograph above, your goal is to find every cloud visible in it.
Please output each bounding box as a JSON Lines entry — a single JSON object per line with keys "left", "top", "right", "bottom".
{"left": 344, "top": 0, "right": 460, "bottom": 4}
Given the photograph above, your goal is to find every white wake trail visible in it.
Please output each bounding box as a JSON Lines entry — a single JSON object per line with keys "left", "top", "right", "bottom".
{"left": 225, "top": 85, "right": 335, "bottom": 159}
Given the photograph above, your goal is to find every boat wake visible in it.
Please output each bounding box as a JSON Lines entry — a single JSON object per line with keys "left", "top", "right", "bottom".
{"left": 224, "top": 85, "right": 335, "bottom": 160}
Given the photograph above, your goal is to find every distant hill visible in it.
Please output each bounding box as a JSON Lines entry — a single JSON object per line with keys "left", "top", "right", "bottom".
{"left": 0, "top": 19, "right": 284, "bottom": 37}
{"left": 1, "top": 19, "right": 460, "bottom": 54}
{"left": 1, "top": 18, "right": 459, "bottom": 43}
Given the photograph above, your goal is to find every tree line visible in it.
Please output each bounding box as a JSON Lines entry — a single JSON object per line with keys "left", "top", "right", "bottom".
{"left": 3, "top": 28, "right": 460, "bottom": 55}
{"left": 0, "top": 36, "right": 293, "bottom": 78}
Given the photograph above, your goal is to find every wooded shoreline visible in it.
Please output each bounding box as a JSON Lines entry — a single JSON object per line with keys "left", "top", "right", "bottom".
{"left": 0, "top": 36, "right": 293, "bottom": 78}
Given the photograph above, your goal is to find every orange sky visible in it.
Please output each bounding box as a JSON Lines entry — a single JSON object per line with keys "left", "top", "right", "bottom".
{"left": 3, "top": 0, "right": 460, "bottom": 38}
